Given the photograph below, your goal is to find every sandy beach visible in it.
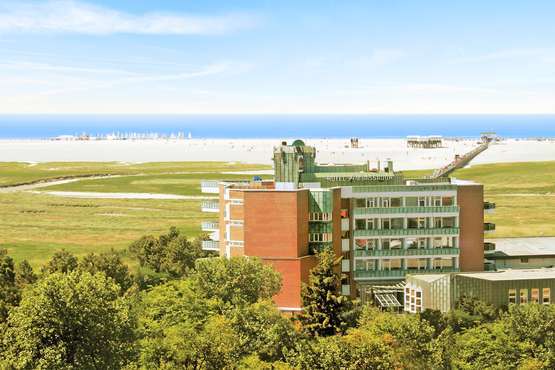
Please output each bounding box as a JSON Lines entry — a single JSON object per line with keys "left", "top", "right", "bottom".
{"left": 1, "top": 138, "right": 555, "bottom": 170}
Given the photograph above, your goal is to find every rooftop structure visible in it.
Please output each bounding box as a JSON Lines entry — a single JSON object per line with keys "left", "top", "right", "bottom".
{"left": 407, "top": 135, "right": 443, "bottom": 148}
{"left": 200, "top": 140, "right": 492, "bottom": 311}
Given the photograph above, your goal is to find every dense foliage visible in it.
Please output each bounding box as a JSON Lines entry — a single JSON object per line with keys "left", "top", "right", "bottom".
{"left": 2, "top": 230, "right": 555, "bottom": 369}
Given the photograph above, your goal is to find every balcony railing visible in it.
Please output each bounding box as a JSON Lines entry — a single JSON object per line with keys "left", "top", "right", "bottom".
{"left": 200, "top": 180, "right": 220, "bottom": 194}
{"left": 484, "top": 223, "right": 496, "bottom": 232}
{"left": 484, "top": 242, "right": 496, "bottom": 251}
{"left": 354, "top": 206, "right": 459, "bottom": 216}
{"left": 484, "top": 202, "right": 496, "bottom": 214}
{"left": 354, "top": 267, "right": 459, "bottom": 279}
{"left": 201, "top": 221, "right": 219, "bottom": 232}
{"left": 354, "top": 227, "right": 459, "bottom": 237}
{"left": 201, "top": 201, "right": 219, "bottom": 213}
{"left": 201, "top": 240, "right": 220, "bottom": 251}
{"left": 354, "top": 247, "right": 459, "bottom": 257}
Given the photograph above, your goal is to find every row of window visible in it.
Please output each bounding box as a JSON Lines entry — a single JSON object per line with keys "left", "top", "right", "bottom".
{"left": 355, "top": 196, "right": 455, "bottom": 208}
{"left": 309, "top": 212, "right": 332, "bottom": 221}
{"left": 309, "top": 233, "right": 333, "bottom": 242}
{"left": 355, "top": 217, "right": 457, "bottom": 230}
{"left": 508, "top": 288, "right": 551, "bottom": 305}
{"left": 355, "top": 237, "right": 456, "bottom": 250}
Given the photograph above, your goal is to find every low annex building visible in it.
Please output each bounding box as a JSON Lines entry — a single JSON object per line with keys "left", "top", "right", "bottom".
{"left": 200, "top": 140, "right": 493, "bottom": 312}
{"left": 405, "top": 269, "right": 555, "bottom": 313}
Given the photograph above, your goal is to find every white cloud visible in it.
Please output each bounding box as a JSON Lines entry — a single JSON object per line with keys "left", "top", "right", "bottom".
{"left": 0, "top": 1, "right": 257, "bottom": 35}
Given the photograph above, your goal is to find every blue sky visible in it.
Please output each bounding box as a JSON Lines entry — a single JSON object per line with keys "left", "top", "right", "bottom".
{"left": 0, "top": 0, "right": 554, "bottom": 114}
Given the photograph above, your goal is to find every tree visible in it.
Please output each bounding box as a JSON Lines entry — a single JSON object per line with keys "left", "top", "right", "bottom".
{"left": 228, "top": 300, "right": 299, "bottom": 362}
{"left": 285, "top": 331, "right": 394, "bottom": 370}
{"left": 128, "top": 227, "right": 212, "bottom": 278}
{"left": 129, "top": 235, "right": 164, "bottom": 272}
{"left": 15, "top": 260, "right": 37, "bottom": 287}
{"left": 299, "top": 248, "right": 352, "bottom": 337}
{"left": 1, "top": 271, "right": 137, "bottom": 369}
{"left": 0, "top": 249, "right": 20, "bottom": 322}
{"left": 190, "top": 256, "right": 281, "bottom": 306}
{"left": 78, "top": 250, "right": 133, "bottom": 292}
{"left": 357, "top": 307, "right": 435, "bottom": 368}
{"left": 41, "top": 249, "right": 78, "bottom": 274}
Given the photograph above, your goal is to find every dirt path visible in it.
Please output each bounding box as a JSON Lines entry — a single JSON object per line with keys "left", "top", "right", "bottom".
{"left": 35, "top": 191, "right": 217, "bottom": 200}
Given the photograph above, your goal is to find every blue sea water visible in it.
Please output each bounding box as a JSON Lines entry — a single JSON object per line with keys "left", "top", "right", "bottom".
{"left": 0, "top": 115, "right": 555, "bottom": 139}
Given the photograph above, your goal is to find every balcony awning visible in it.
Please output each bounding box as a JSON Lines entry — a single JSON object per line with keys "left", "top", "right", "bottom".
{"left": 374, "top": 293, "right": 402, "bottom": 308}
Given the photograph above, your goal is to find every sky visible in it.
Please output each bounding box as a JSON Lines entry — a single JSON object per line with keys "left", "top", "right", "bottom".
{"left": 0, "top": 0, "right": 554, "bottom": 114}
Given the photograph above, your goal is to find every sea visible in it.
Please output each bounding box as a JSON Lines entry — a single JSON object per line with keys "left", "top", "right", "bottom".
{"left": 1, "top": 114, "right": 555, "bottom": 139}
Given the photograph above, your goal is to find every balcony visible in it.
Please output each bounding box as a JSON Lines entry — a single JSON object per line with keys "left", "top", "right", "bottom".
{"left": 201, "top": 240, "right": 220, "bottom": 252}
{"left": 354, "top": 206, "right": 459, "bottom": 217}
{"left": 354, "top": 247, "right": 459, "bottom": 258}
{"left": 201, "top": 201, "right": 219, "bottom": 213}
{"left": 484, "top": 242, "right": 496, "bottom": 251}
{"left": 484, "top": 202, "right": 496, "bottom": 214}
{"left": 201, "top": 221, "right": 219, "bottom": 232}
{"left": 354, "top": 227, "right": 459, "bottom": 237}
{"left": 484, "top": 223, "right": 496, "bottom": 233}
{"left": 200, "top": 180, "right": 220, "bottom": 194}
{"left": 354, "top": 267, "right": 459, "bottom": 280}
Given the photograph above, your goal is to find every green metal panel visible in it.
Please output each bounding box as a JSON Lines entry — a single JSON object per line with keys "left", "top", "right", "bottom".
{"left": 354, "top": 206, "right": 459, "bottom": 215}
{"left": 354, "top": 247, "right": 459, "bottom": 257}
{"left": 354, "top": 227, "right": 459, "bottom": 237}
{"left": 354, "top": 268, "right": 459, "bottom": 280}
{"left": 309, "top": 223, "right": 333, "bottom": 233}
{"left": 352, "top": 184, "right": 457, "bottom": 193}
{"left": 308, "top": 190, "right": 333, "bottom": 213}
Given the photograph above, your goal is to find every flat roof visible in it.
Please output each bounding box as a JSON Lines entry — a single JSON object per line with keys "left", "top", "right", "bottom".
{"left": 450, "top": 178, "right": 480, "bottom": 186}
{"left": 487, "top": 237, "right": 555, "bottom": 258}
{"left": 458, "top": 268, "right": 555, "bottom": 281}
{"left": 407, "top": 274, "right": 447, "bottom": 283}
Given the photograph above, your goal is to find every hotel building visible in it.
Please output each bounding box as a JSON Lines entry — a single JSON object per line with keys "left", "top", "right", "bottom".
{"left": 200, "top": 140, "right": 493, "bottom": 312}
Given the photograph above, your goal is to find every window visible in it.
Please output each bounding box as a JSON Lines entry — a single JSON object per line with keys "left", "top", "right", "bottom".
{"left": 391, "top": 218, "right": 404, "bottom": 229}
{"left": 405, "top": 197, "right": 418, "bottom": 207}
{"left": 418, "top": 218, "right": 426, "bottom": 229}
{"left": 309, "top": 233, "right": 332, "bottom": 242}
{"left": 434, "top": 218, "right": 442, "bottom": 228}
{"left": 382, "top": 198, "right": 391, "bottom": 207}
{"left": 508, "top": 289, "right": 516, "bottom": 304}
{"left": 355, "top": 198, "right": 366, "bottom": 207}
{"left": 543, "top": 288, "right": 551, "bottom": 304}
{"left": 432, "top": 196, "right": 442, "bottom": 206}
{"left": 367, "top": 219, "right": 376, "bottom": 230}
{"left": 355, "top": 219, "right": 366, "bottom": 230}
{"left": 520, "top": 257, "right": 529, "bottom": 263}
{"left": 408, "top": 218, "right": 418, "bottom": 229}
{"left": 442, "top": 217, "right": 456, "bottom": 228}
{"left": 442, "top": 196, "right": 454, "bottom": 206}
{"left": 310, "top": 212, "right": 331, "bottom": 221}
{"left": 433, "top": 237, "right": 443, "bottom": 248}
{"left": 406, "top": 238, "right": 418, "bottom": 249}
{"left": 367, "top": 198, "right": 378, "bottom": 207}
{"left": 382, "top": 240, "right": 390, "bottom": 250}
{"left": 355, "top": 239, "right": 367, "bottom": 250}
{"left": 391, "top": 197, "right": 402, "bottom": 207}
{"left": 418, "top": 238, "right": 427, "bottom": 248}
{"left": 531, "top": 288, "right": 540, "bottom": 303}
{"left": 520, "top": 289, "right": 528, "bottom": 304}
{"left": 418, "top": 197, "right": 426, "bottom": 207}
{"left": 389, "top": 239, "right": 402, "bottom": 249}
{"left": 382, "top": 219, "right": 391, "bottom": 229}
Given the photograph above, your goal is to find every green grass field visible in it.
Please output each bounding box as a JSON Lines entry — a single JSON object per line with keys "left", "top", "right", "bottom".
{"left": 2, "top": 160, "right": 555, "bottom": 267}
{"left": 453, "top": 161, "right": 555, "bottom": 238}
{"left": 0, "top": 161, "right": 271, "bottom": 267}
{"left": 0, "top": 161, "right": 269, "bottom": 187}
